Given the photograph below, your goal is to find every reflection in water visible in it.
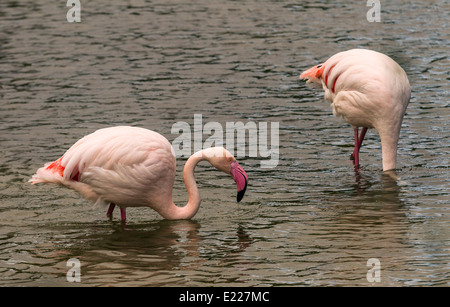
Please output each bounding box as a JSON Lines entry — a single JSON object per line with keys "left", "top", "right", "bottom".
{"left": 353, "top": 168, "right": 373, "bottom": 193}
{"left": 236, "top": 224, "right": 253, "bottom": 251}
{"left": 31, "top": 219, "right": 255, "bottom": 286}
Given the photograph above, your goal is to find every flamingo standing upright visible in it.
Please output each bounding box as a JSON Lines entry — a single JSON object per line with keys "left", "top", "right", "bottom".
{"left": 300, "top": 49, "right": 411, "bottom": 172}
{"left": 30, "top": 126, "right": 248, "bottom": 222}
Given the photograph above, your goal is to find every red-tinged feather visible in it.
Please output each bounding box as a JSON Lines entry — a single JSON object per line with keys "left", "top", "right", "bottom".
{"left": 46, "top": 157, "right": 65, "bottom": 177}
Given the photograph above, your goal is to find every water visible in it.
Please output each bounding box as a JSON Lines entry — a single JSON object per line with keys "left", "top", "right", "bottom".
{"left": 0, "top": 0, "right": 449, "bottom": 286}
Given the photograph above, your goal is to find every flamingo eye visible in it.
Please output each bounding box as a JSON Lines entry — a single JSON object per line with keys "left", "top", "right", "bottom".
{"left": 317, "top": 65, "right": 322, "bottom": 68}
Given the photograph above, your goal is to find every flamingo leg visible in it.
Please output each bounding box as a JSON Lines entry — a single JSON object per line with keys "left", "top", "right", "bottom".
{"left": 106, "top": 203, "right": 126, "bottom": 223}
{"left": 353, "top": 128, "right": 360, "bottom": 167}
{"left": 120, "top": 207, "right": 126, "bottom": 222}
{"left": 106, "top": 203, "right": 116, "bottom": 218}
{"left": 357, "top": 127, "right": 368, "bottom": 149}
{"left": 351, "top": 127, "right": 368, "bottom": 168}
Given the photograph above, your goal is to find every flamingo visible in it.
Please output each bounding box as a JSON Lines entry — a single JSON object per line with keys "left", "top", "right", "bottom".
{"left": 30, "top": 126, "right": 248, "bottom": 222}
{"left": 299, "top": 49, "right": 411, "bottom": 172}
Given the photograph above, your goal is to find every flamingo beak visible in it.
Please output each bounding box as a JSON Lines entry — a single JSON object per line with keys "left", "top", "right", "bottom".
{"left": 300, "top": 64, "right": 324, "bottom": 83}
{"left": 230, "top": 161, "right": 248, "bottom": 202}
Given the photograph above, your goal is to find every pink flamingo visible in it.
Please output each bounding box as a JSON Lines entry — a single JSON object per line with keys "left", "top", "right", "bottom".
{"left": 30, "top": 126, "right": 248, "bottom": 222}
{"left": 300, "top": 49, "right": 411, "bottom": 171}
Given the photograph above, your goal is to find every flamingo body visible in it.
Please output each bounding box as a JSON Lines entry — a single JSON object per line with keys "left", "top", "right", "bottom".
{"left": 30, "top": 126, "right": 248, "bottom": 221}
{"left": 300, "top": 49, "right": 411, "bottom": 171}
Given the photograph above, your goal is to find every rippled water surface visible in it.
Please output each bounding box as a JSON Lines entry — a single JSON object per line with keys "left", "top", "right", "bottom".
{"left": 1, "top": 0, "right": 449, "bottom": 286}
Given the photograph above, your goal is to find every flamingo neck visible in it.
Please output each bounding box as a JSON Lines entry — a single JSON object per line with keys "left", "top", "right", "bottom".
{"left": 159, "top": 154, "right": 203, "bottom": 220}
{"left": 379, "top": 124, "right": 400, "bottom": 172}
{"left": 381, "top": 138, "right": 398, "bottom": 171}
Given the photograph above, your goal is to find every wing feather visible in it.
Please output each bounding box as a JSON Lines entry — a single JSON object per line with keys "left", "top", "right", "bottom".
{"left": 32, "top": 126, "right": 176, "bottom": 208}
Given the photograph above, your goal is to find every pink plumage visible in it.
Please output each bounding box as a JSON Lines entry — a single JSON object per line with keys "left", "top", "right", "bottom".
{"left": 30, "top": 126, "right": 248, "bottom": 222}
{"left": 300, "top": 49, "right": 411, "bottom": 171}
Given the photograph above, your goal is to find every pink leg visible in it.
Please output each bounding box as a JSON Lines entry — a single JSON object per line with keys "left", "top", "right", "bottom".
{"left": 352, "top": 127, "right": 368, "bottom": 168}
{"left": 106, "top": 203, "right": 116, "bottom": 218}
{"left": 120, "top": 207, "right": 126, "bottom": 222}
{"left": 358, "top": 127, "right": 368, "bottom": 149}
{"left": 353, "top": 128, "right": 360, "bottom": 168}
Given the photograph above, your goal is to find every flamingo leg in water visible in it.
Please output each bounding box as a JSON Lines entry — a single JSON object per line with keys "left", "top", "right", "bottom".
{"left": 106, "top": 203, "right": 126, "bottom": 223}
{"left": 353, "top": 128, "right": 360, "bottom": 167}
{"left": 120, "top": 207, "right": 126, "bottom": 222}
{"left": 106, "top": 203, "right": 116, "bottom": 218}
{"left": 352, "top": 127, "right": 368, "bottom": 168}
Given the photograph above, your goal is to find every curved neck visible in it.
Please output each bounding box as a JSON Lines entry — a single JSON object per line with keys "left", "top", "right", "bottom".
{"left": 159, "top": 154, "right": 203, "bottom": 220}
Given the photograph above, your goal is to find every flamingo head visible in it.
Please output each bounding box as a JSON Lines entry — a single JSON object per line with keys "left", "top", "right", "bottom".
{"left": 201, "top": 147, "right": 249, "bottom": 202}
{"left": 300, "top": 63, "right": 325, "bottom": 84}
{"left": 230, "top": 161, "right": 248, "bottom": 202}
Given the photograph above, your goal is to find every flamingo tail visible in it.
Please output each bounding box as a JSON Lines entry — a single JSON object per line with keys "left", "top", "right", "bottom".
{"left": 29, "top": 157, "right": 66, "bottom": 185}
{"left": 30, "top": 157, "right": 107, "bottom": 208}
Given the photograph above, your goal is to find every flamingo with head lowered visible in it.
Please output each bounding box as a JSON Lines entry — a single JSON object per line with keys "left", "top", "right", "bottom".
{"left": 30, "top": 126, "right": 248, "bottom": 222}
{"left": 300, "top": 49, "right": 411, "bottom": 172}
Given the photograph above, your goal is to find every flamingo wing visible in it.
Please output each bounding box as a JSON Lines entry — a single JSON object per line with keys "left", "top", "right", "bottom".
{"left": 31, "top": 126, "right": 176, "bottom": 208}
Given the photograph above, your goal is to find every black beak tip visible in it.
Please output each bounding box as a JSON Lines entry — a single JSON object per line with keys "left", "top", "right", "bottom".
{"left": 236, "top": 185, "right": 247, "bottom": 203}
{"left": 237, "top": 190, "right": 244, "bottom": 202}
